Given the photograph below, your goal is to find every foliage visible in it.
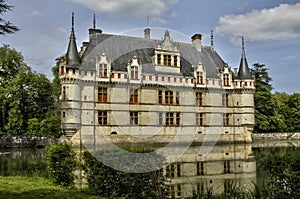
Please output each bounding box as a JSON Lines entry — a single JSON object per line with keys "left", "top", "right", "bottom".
{"left": 252, "top": 63, "right": 300, "bottom": 133}
{"left": 254, "top": 147, "right": 300, "bottom": 199}
{"left": 46, "top": 143, "right": 77, "bottom": 187}
{"left": 82, "top": 148, "right": 168, "bottom": 199}
{"left": 0, "top": 45, "right": 61, "bottom": 136}
{"left": 0, "top": 176, "right": 99, "bottom": 199}
{"left": 0, "top": 0, "right": 19, "bottom": 35}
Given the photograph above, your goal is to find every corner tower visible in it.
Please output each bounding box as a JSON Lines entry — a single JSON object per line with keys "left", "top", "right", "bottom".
{"left": 59, "top": 13, "right": 82, "bottom": 140}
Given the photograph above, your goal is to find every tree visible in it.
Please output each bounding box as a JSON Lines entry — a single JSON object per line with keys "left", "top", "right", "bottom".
{"left": 252, "top": 63, "right": 284, "bottom": 132}
{"left": 0, "top": 0, "right": 19, "bottom": 35}
{"left": 0, "top": 45, "right": 61, "bottom": 136}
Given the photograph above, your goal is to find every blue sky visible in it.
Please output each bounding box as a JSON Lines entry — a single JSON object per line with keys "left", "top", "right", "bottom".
{"left": 2, "top": 0, "right": 300, "bottom": 93}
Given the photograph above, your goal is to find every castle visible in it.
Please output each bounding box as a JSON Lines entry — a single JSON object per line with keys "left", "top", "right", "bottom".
{"left": 58, "top": 14, "right": 255, "bottom": 144}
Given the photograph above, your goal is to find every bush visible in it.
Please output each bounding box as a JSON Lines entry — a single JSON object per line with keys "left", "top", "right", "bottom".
{"left": 82, "top": 148, "right": 168, "bottom": 198}
{"left": 46, "top": 143, "right": 77, "bottom": 187}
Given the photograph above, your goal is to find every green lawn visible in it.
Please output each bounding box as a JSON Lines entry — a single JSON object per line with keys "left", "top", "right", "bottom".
{"left": 0, "top": 176, "right": 101, "bottom": 199}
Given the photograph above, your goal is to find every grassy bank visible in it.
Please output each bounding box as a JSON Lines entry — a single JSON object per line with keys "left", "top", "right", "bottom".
{"left": 0, "top": 176, "right": 99, "bottom": 199}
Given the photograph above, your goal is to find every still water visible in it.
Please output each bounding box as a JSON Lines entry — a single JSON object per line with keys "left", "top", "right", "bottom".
{"left": 0, "top": 143, "right": 299, "bottom": 197}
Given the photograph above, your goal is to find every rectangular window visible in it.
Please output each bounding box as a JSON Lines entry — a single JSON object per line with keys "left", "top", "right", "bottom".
{"left": 158, "top": 90, "right": 163, "bottom": 104}
{"left": 62, "top": 112, "right": 66, "bottom": 118}
{"left": 197, "top": 162, "right": 204, "bottom": 175}
{"left": 223, "top": 74, "right": 230, "bottom": 86}
{"left": 72, "top": 69, "right": 76, "bottom": 74}
{"left": 176, "top": 91, "right": 180, "bottom": 105}
{"left": 155, "top": 76, "right": 158, "bottom": 81}
{"left": 196, "top": 113, "right": 204, "bottom": 126}
{"left": 159, "top": 112, "right": 164, "bottom": 126}
{"left": 196, "top": 92, "right": 203, "bottom": 106}
{"left": 163, "top": 55, "right": 168, "bottom": 65}
{"left": 197, "top": 182, "right": 204, "bottom": 196}
{"left": 98, "top": 111, "right": 108, "bottom": 125}
{"left": 197, "top": 72, "right": 204, "bottom": 84}
{"left": 167, "top": 55, "right": 172, "bottom": 66}
{"left": 176, "top": 113, "right": 180, "bottom": 126}
{"left": 174, "top": 56, "right": 178, "bottom": 67}
{"left": 62, "top": 86, "right": 66, "bottom": 100}
{"left": 222, "top": 94, "right": 229, "bottom": 107}
{"left": 131, "top": 66, "right": 139, "bottom": 79}
{"left": 166, "top": 112, "right": 174, "bottom": 126}
{"left": 157, "top": 54, "right": 162, "bottom": 65}
{"left": 223, "top": 113, "right": 230, "bottom": 126}
{"left": 224, "top": 161, "right": 231, "bottom": 174}
{"left": 98, "top": 87, "right": 108, "bottom": 102}
{"left": 60, "top": 67, "right": 64, "bottom": 75}
{"left": 118, "top": 74, "right": 121, "bottom": 79}
{"left": 130, "top": 112, "right": 138, "bottom": 125}
{"left": 130, "top": 89, "right": 138, "bottom": 104}
{"left": 165, "top": 91, "right": 173, "bottom": 104}
{"left": 177, "top": 163, "right": 181, "bottom": 177}
{"left": 84, "top": 71, "right": 87, "bottom": 76}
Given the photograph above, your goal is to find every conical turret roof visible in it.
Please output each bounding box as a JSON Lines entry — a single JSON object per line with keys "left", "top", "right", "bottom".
{"left": 237, "top": 37, "right": 252, "bottom": 79}
{"left": 66, "top": 13, "right": 80, "bottom": 68}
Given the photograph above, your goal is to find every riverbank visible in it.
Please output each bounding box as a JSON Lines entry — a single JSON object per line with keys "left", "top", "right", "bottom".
{"left": 0, "top": 176, "right": 99, "bottom": 199}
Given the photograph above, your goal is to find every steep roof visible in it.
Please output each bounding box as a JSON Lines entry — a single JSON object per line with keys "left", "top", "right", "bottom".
{"left": 66, "top": 13, "right": 80, "bottom": 68}
{"left": 237, "top": 37, "right": 253, "bottom": 80}
{"left": 80, "top": 33, "right": 226, "bottom": 78}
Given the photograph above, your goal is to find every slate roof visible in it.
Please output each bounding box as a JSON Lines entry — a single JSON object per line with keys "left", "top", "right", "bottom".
{"left": 80, "top": 33, "right": 226, "bottom": 79}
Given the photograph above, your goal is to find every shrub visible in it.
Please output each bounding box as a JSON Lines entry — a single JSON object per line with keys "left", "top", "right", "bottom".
{"left": 46, "top": 142, "right": 77, "bottom": 187}
{"left": 82, "top": 148, "right": 168, "bottom": 198}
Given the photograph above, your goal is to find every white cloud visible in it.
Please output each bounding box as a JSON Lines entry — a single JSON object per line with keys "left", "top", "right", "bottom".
{"left": 215, "top": 3, "right": 300, "bottom": 42}
{"left": 67, "top": 0, "right": 178, "bottom": 17}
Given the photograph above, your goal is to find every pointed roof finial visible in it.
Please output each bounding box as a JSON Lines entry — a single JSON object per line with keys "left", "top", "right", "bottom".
{"left": 71, "top": 12, "right": 75, "bottom": 31}
{"left": 211, "top": 29, "right": 214, "bottom": 47}
{"left": 242, "top": 36, "right": 245, "bottom": 51}
{"left": 93, "top": 14, "right": 96, "bottom": 29}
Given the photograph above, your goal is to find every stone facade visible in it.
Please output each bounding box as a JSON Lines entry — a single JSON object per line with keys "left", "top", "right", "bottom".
{"left": 58, "top": 14, "right": 255, "bottom": 144}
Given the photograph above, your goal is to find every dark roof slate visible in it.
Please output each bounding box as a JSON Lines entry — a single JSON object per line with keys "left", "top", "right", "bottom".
{"left": 80, "top": 33, "right": 226, "bottom": 78}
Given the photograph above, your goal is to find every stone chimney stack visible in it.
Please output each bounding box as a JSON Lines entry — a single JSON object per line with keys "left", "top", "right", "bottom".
{"left": 144, "top": 28, "right": 150, "bottom": 39}
{"left": 89, "top": 28, "right": 102, "bottom": 40}
{"left": 192, "top": 33, "right": 202, "bottom": 52}
{"left": 234, "top": 68, "right": 238, "bottom": 76}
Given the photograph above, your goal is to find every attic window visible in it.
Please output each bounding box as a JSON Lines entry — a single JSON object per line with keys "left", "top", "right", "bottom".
{"left": 157, "top": 54, "right": 162, "bottom": 65}
{"left": 223, "top": 74, "right": 230, "bottom": 86}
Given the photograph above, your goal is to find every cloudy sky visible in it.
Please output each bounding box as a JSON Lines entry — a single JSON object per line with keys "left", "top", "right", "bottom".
{"left": 2, "top": 0, "right": 300, "bottom": 93}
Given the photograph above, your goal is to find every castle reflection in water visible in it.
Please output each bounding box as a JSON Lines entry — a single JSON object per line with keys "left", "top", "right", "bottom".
{"left": 164, "top": 144, "right": 256, "bottom": 198}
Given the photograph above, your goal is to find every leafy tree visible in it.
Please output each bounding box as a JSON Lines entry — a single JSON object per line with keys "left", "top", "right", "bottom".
{"left": 0, "top": 45, "right": 61, "bottom": 136}
{"left": 252, "top": 63, "right": 285, "bottom": 132}
{"left": 0, "top": 0, "right": 19, "bottom": 35}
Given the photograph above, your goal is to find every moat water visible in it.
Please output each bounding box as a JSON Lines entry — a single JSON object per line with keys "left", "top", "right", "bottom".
{"left": 0, "top": 142, "right": 299, "bottom": 197}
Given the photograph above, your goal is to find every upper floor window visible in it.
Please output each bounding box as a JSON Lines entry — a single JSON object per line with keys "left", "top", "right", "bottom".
{"left": 60, "top": 67, "right": 64, "bottom": 75}
{"left": 196, "top": 113, "right": 204, "bottom": 126}
{"left": 98, "top": 111, "right": 108, "bottom": 125}
{"left": 98, "top": 87, "right": 108, "bottom": 102}
{"left": 223, "top": 74, "right": 230, "bottom": 86}
{"left": 165, "top": 91, "right": 173, "bottom": 104}
{"left": 130, "top": 89, "right": 138, "bottom": 104}
{"left": 159, "top": 112, "right": 164, "bottom": 126}
{"left": 224, "top": 161, "right": 231, "bottom": 174}
{"left": 222, "top": 94, "right": 229, "bottom": 107}
{"left": 174, "top": 56, "right": 178, "bottom": 67}
{"left": 165, "top": 112, "right": 180, "bottom": 126}
{"left": 197, "top": 162, "right": 204, "bottom": 175}
{"left": 62, "top": 86, "right": 67, "bottom": 100}
{"left": 196, "top": 72, "right": 204, "bottom": 84}
{"left": 223, "top": 113, "right": 230, "bottom": 126}
{"left": 176, "top": 91, "right": 180, "bottom": 105}
{"left": 157, "top": 54, "right": 162, "bottom": 65}
{"left": 158, "top": 90, "right": 163, "bottom": 104}
{"left": 196, "top": 92, "right": 203, "bottom": 106}
{"left": 131, "top": 66, "right": 139, "bottom": 79}
{"left": 130, "top": 111, "right": 138, "bottom": 125}
{"left": 99, "top": 64, "right": 108, "bottom": 78}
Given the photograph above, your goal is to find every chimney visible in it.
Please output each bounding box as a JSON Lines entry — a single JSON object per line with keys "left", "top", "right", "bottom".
{"left": 234, "top": 68, "right": 238, "bottom": 76}
{"left": 144, "top": 28, "right": 150, "bottom": 39}
{"left": 192, "top": 33, "right": 202, "bottom": 52}
{"left": 89, "top": 28, "right": 102, "bottom": 40}
{"left": 79, "top": 42, "right": 89, "bottom": 57}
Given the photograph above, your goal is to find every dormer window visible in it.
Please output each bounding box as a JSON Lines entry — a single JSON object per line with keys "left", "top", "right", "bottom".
{"left": 131, "top": 65, "right": 139, "bottom": 79}
{"left": 196, "top": 72, "right": 204, "bottom": 84}
{"left": 174, "top": 56, "right": 178, "bottom": 67}
{"left": 223, "top": 74, "right": 230, "bottom": 86}
{"left": 99, "top": 64, "right": 108, "bottom": 78}
{"left": 157, "top": 54, "right": 162, "bottom": 65}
